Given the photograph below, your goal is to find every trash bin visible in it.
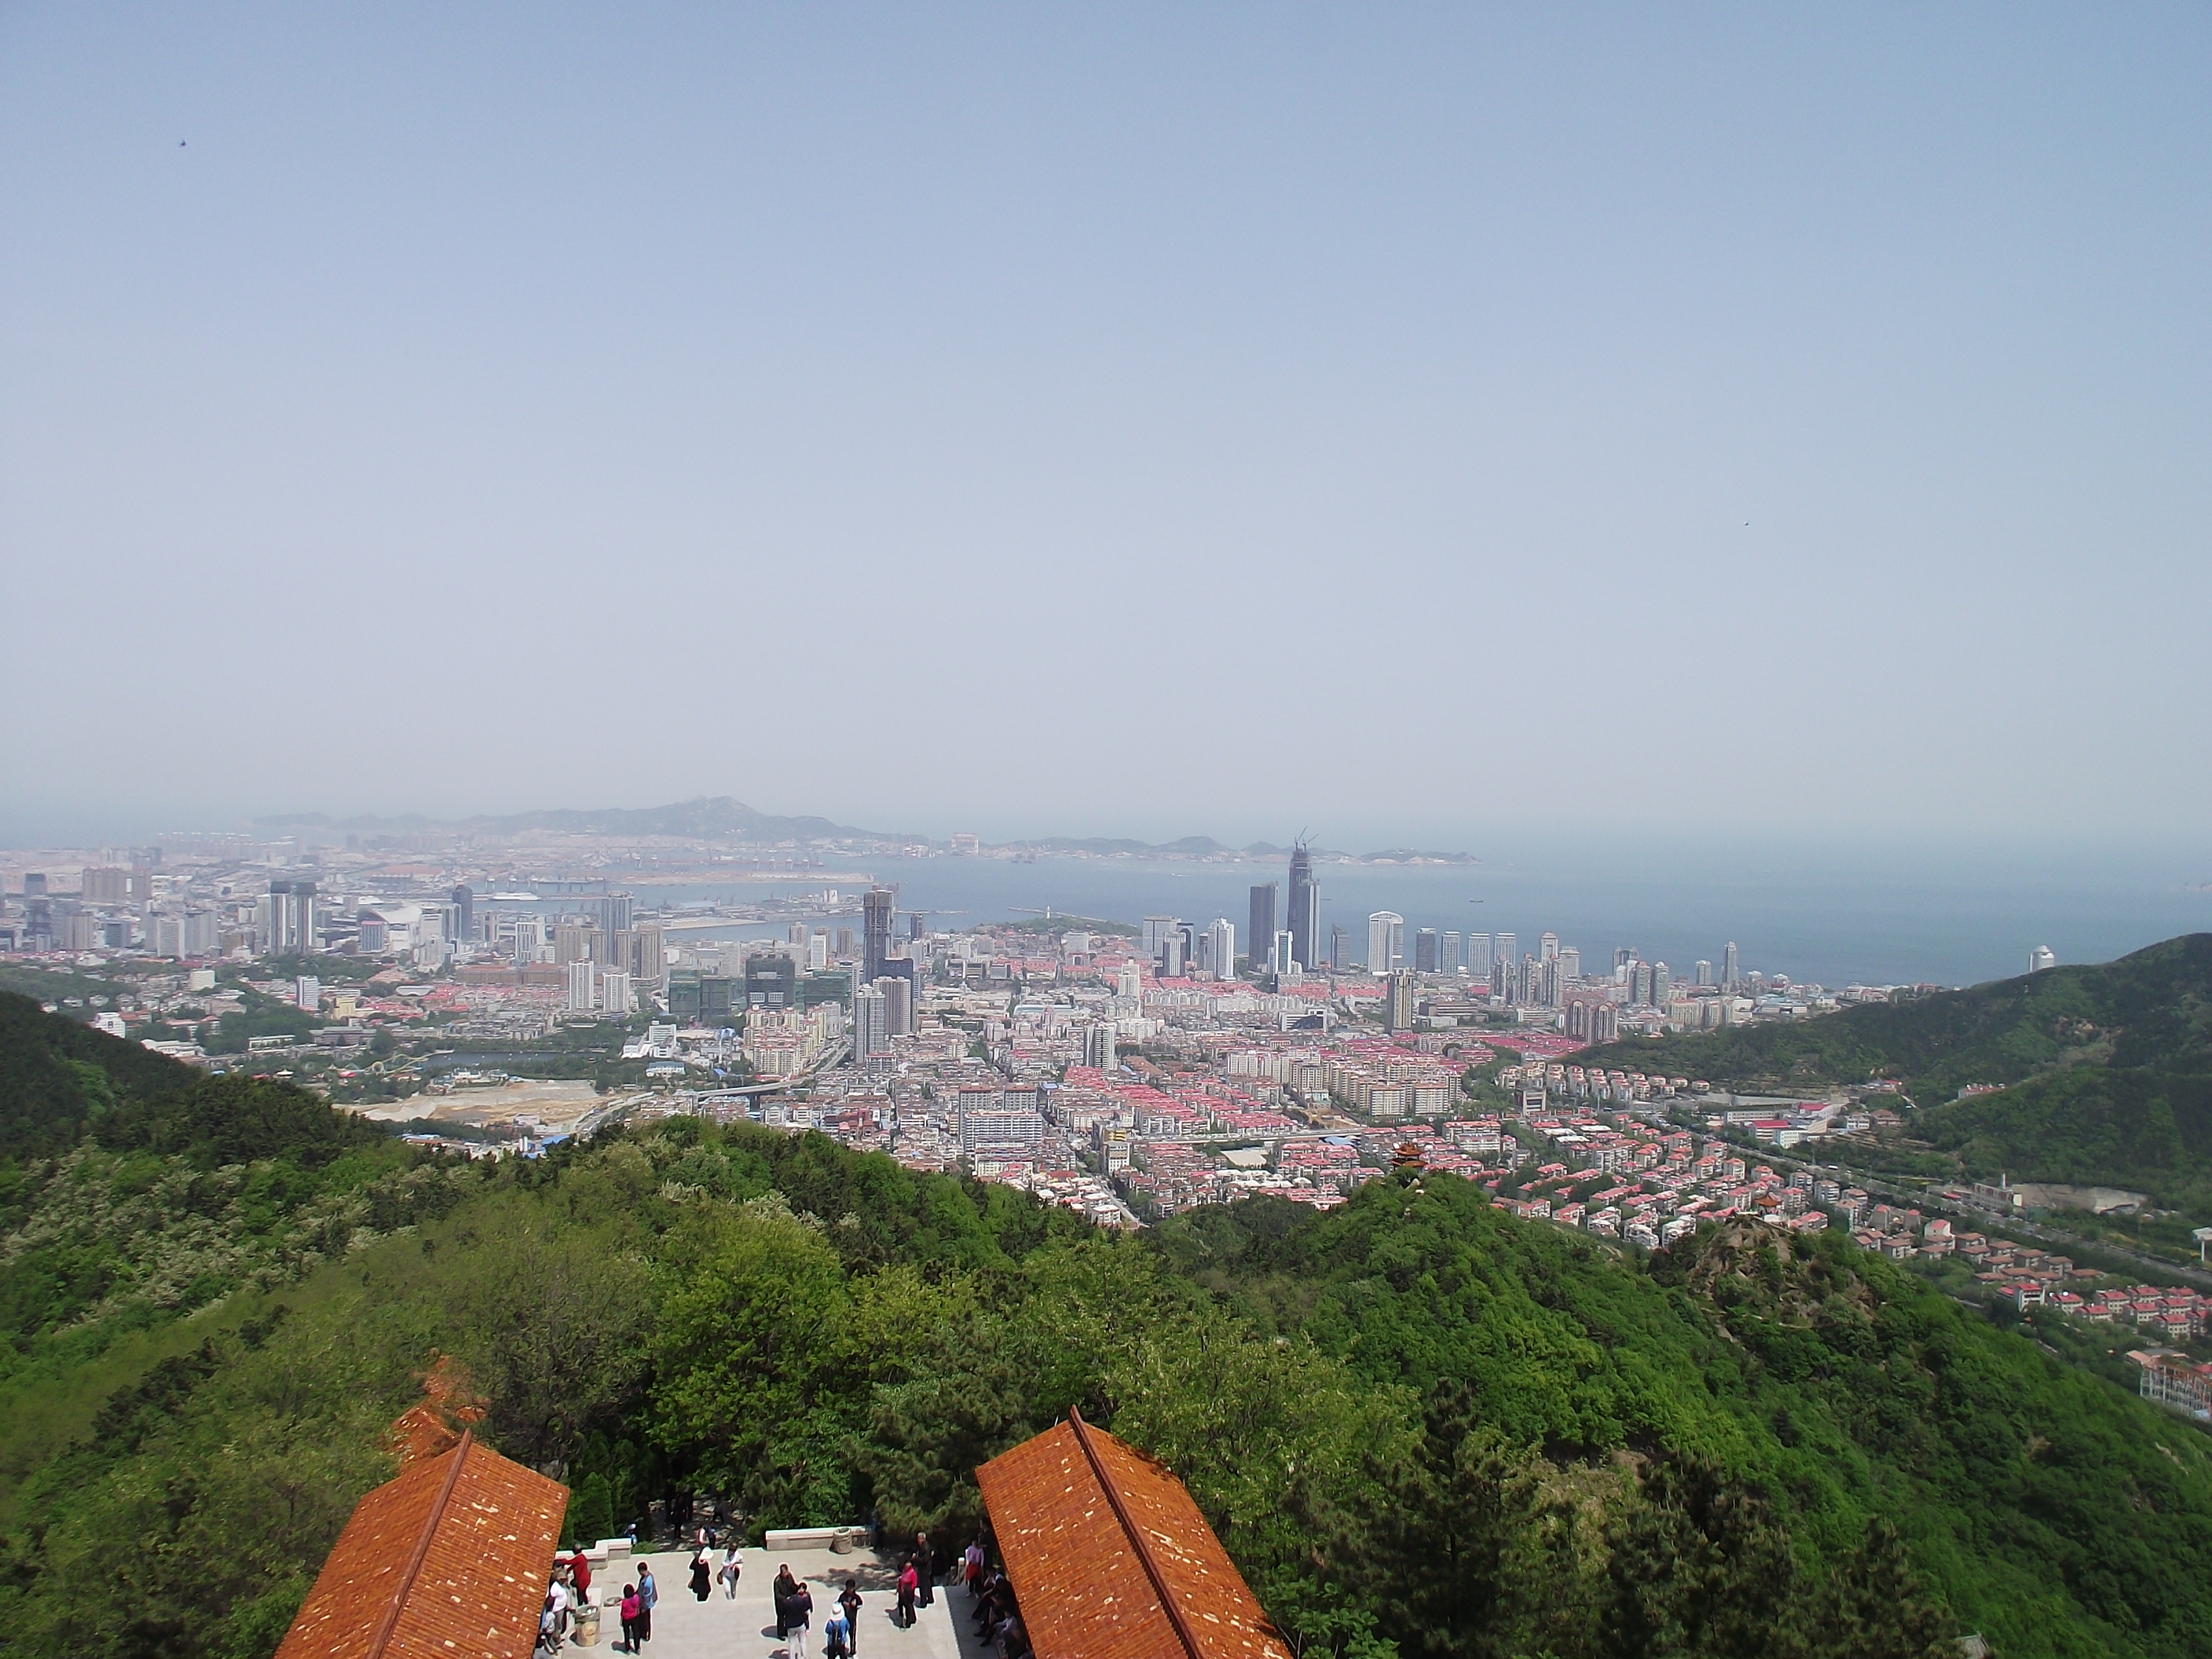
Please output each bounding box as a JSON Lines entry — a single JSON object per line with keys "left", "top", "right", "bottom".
{"left": 573, "top": 1606, "right": 601, "bottom": 1647}
{"left": 831, "top": 1527, "right": 854, "bottom": 1555}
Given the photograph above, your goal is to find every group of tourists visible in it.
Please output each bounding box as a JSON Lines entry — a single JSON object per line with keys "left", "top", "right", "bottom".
{"left": 537, "top": 1547, "right": 598, "bottom": 1654}
{"left": 771, "top": 1562, "right": 864, "bottom": 1658}
{"left": 543, "top": 1525, "right": 1024, "bottom": 1657}
{"left": 540, "top": 1552, "right": 657, "bottom": 1657}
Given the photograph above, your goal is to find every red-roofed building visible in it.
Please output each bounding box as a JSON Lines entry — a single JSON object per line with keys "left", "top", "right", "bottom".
{"left": 273, "top": 1431, "right": 566, "bottom": 1659}
{"left": 976, "top": 1412, "right": 1295, "bottom": 1659}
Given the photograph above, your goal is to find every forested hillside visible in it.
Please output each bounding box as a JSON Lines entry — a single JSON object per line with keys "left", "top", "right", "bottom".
{"left": 4, "top": 994, "right": 2212, "bottom": 1659}
{"left": 1583, "top": 935, "right": 2212, "bottom": 1215}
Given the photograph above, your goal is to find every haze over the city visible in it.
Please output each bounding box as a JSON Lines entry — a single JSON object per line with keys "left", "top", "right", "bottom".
{"left": 4, "top": 6, "right": 2210, "bottom": 850}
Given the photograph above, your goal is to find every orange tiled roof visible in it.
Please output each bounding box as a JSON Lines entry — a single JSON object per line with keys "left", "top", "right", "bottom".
{"left": 274, "top": 1433, "right": 567, "bottom": 1659}
{"left": 975, "top": 1411, "right": 1294, "bottom": 1659}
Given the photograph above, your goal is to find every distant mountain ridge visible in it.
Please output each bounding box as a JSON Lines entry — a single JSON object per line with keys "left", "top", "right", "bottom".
{"left": 255, "top": 797, "right": 924, "bottom": 844}
{"left": 252, "top": 800, "right": 1477, "bottom": 862}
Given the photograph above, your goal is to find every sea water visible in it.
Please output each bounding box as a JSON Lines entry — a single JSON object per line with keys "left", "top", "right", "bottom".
{"left": 643, "top": 833, "right": 2212, "bottom": 991}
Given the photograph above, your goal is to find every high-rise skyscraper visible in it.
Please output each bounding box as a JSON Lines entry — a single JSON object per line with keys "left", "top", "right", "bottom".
{"left": 1722, "top": 941, "right": 1739, "bottom": 992}
{"left": 262, "top": 880, "right": 320, "bottom": 955}
{"left": 632, "top": 921, "right": 665, "bottom": 985}
{"left": 1330, "top": 925, "right": 1348, "bottom": 972}
{"left": 511, "top": 913, "right": 545, "bottom": 965}
{"left": 1469, "top": 933, "right": 1493, "bottom": 978}
{"left": 1558, "top": 946, "right": 1580, "bottom": 981}
{"left": 1414, "top": 928, "right": 1438, "bottom": 972}
{"left": 565, "top": 958, "right": 597, "bottom": 1013}
{"left": 1384, "top": 969, "right": 1417, "bottom": 1031}
{"left": 1207, "top": 917, "right": 1235, "bottom": 981}
{"left": 1652, "top": 962, "right": 1672, "bottom": 1005}
{"left": 1494, "top": 934, "right": 1517, "bottom": 976}
{"left": 599, "top": 970, "right": 635, "bottom": 1016}
{"left": 852, "top": 987, "right": 889, "bottom": 1061}
{"left": 1540, "top": 932, "right": 1559, "bottom": 961}
{"left": 1441, "top": 930, "right": 1463, "bottom": 973}
{"left": 862, "top": 888, "right": 895, "bottom": 985}
{"left": 1287, "top": 844, "right": 1320, "bottom": 977}
{"left": 1368, "top": 912, "right": 1404, "bottom": 972}
{"left": 1272, "top": 928, "right": 1296, "bottom": 977}
{"left": 1142, "top": 916, "right": 1178, "bottom": 958}
{"left": 1695, "top": 959, "right": 1714, "bottom": 987}
{"left": 878, "top": 974, "right": 914, "bottom": 1036}
{"left": 1247, "top": 884, "right": 1276, "bottom": 975}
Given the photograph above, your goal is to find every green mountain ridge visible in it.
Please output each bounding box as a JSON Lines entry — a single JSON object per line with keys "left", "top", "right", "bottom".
{"left": 1582, "top": 934, "right": 2212, "bottom": 1217}
{"left": 2, "top": 994, "right": 2210, "bottom": 1658}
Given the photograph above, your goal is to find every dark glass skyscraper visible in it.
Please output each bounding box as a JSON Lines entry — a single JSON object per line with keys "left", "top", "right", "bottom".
{"left": 1247, "top": 883, "right": 1276, "bottom": 977}
{"left": 1287, "top": 842, "right": 1320, "bottom": 972}
{"left": 862, "top": 887, "right": 895, "bottom": 985}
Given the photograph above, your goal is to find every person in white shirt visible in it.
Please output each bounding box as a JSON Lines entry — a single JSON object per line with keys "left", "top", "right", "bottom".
{"left": 545, "top": 1577, "right": 571, "bottom": 1647}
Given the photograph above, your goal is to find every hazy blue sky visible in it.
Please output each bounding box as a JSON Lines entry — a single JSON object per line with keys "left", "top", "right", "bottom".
{"left": 4, "top": 5, "right": 2208, "bottom": 849}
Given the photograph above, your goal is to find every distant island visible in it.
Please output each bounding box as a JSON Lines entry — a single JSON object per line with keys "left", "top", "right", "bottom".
{"left": 247, "top": 797, "right": 1478, "bottom": 865}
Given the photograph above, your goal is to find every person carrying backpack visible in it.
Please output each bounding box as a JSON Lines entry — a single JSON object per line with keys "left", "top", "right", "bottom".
{"left": 822, "top": 1606, "right": 852, "bottom": 1659}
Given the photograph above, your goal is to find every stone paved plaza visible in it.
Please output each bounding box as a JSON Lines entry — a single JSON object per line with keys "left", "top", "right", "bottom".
{"left": 575, "top": 1545, "right": 992, "bottom": 1659}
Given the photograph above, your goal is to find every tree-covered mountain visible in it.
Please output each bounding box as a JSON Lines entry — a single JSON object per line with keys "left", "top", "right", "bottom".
{"left": 5, "top": 996, "right": 2212, "bottom": 1659}
{"left": 1582, "top": 935, "right": 2212, "bottom": 1215}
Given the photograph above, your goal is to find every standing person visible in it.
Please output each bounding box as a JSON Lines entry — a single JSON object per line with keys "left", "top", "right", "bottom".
{"left": 895, "top": 1558, "right": 918, "bottom": 1629}
{"left": 546, "top": 1575, "right": 571, "bottom": 1648}
{"left": 786, "top": 1577, "right": 814, "bottom": 1659}
{"left": 634, "top": 1562, "right": 656, "bottom": 1650}
{"left": 716, "top": 1545, "right": 741, "bottom": 1599}
{"left": 773, "top": 1565, "right": 799, "bottom": 1643}
{"left": 617, "top": 1584, "right": 639, "bottom": 1654}
{"left": 688, "top": 1550, "right": 711, "bottom": 1602}
{"left": 837, "top": 1580, "right": 862, "bottom": 1655}
{"left": 914, "top": 1533, "right": 935, "bottom": 1608}
{"left": 569, "top": 1547, "right": 592, "bottom": 1607}
{"left": 963, "top": 1536, "right": 984, "bottom": 1599}
{"left": 821, "top": 1602, "right": 851, "bottom": 1659}
{"left": 538, "top": 1595, "right": 560, "bottom": 1657}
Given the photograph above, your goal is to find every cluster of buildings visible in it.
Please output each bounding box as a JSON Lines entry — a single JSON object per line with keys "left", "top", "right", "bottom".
{"left": 13, "top": 835, "right": 2200, "bottom": 1381}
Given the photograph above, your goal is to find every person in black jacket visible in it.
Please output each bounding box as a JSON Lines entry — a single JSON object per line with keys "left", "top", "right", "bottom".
{"left": 773, "top": 1565, "right": 800, "bottom": 1641}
